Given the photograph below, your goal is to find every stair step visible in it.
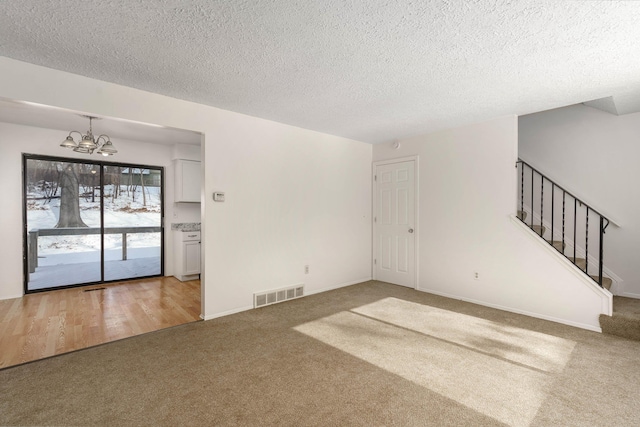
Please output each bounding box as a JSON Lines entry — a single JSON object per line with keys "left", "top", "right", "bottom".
{"left": 531, "top": 225, "right": 546, "bottom": 236}
{"left": 568, "top": 257, "right": 587, "bottom": 271}
{"left": 565, "top": 257, "right": 612, "bottom": 289}
{"left": 600, "top": 297, "right": 640, "bottom": 341}
{"left": 516, "top": 210, "right": 612, "bottom": 291}
{"left": 547, "top": 240, "right": 565, "bottom": 252}
{"left": 591, "top": 276, "right": 612, "bottom": 290}
{"left": 600, "top": 312, "right": 640, "bottom": 341}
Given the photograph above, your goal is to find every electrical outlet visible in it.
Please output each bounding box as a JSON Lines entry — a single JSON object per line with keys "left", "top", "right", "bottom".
{"left": 304, "top": 265, "right": 309, "bottom": 274}
{"left": 474, "top": 272, "right": 479, "bottom": 280}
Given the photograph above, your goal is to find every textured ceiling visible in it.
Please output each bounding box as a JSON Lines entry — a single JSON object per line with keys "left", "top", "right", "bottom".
{"left": 1, "top": 0, "right": 639, "bottom": 144}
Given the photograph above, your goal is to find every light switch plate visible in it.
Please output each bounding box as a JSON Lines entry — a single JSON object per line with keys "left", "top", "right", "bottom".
{"left": 213, "top": 192, "right": 225, "bottom": 202}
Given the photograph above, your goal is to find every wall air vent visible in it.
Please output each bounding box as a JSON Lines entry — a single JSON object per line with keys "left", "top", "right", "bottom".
{"left": 254, "top": 284, "right": 305, "bottom": 308}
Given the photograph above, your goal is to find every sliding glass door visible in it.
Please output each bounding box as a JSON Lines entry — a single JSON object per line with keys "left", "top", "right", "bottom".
{"left": 23, "top": 155, "right": 164, "bottom": 293}
{"left": 24, "top": 159, "right": 102, "bottom": 290}
{"left": 103, "top": 165, "right": 162, "bottom": 282}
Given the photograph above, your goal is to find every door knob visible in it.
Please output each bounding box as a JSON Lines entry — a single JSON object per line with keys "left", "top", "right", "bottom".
{"left": 408, "top": 228, "right": 414, "bottom": 233}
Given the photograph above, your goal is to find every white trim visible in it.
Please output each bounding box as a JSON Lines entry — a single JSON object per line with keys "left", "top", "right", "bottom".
{"left": 201, "top": 305, "right": 254, "bottom": 320}
{"left": 372, "top": 156, "right": 419, "bottom": 290}
{"left": 511, "top": 216, "right": 612, "bottom": 316}
{"left": 417, "top": 286, "right": 603, "bottom": 333}
{"left": 200, "top": 277, "right": 372, "bottom": 321}
{"left": 305, "top": 277, "right": 373, "bottom": 297}
{"left": 199, "top": 138, "right": 206, "bottom": 322}
{"left": 374, "top": 155, "right": 420, "bottom": 166}
{"left": 619, "top": 292, "right": 640, "bottom": 300}
{"left": 416, "top": 156, "right": 419, "bottom": 290}
{"left": 0, "top": 293, "right": 24, "bottom": 301}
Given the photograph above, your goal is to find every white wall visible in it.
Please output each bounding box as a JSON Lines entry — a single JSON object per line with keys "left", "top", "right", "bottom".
{"left": 202, "top": 114, "right": 372, "bottom": 317}
{"left": 373, "top": 116, "right": 610, "bottom": 331}
{"left": 0, "top": 57, "right": 372, "bottom": 318}
{"left": 520, "top": 104, "right": 640, "bottom": 297}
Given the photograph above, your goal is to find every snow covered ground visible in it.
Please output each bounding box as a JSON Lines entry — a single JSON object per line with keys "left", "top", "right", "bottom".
{"left": 26, "top": 181, "right": 163, "bottom": 289}
{"left": 28, "top": 255, "right": 161, "bottom": 290}
{"left": 38, "top": 247, "right": 160, "bottom": 266}
{"left": 27, "top": 184, "right": 162, "bottom": 255}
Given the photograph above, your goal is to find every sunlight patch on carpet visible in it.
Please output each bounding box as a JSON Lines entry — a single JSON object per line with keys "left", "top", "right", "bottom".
{"left": 293, "top": 300, "right": 577, "bottom": 427}
{"left": 352, "top": 298, "right": 576, "bottom": 373}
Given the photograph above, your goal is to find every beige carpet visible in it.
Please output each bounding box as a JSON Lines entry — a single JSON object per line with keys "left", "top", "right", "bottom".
{"left": 600, "top": 296, "right": 640, "bottom": 341}
{"left": 1, "top": 280, "right": 640, "bottom": 426}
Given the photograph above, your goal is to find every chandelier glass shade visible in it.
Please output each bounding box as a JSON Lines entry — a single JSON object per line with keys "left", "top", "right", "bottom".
{"left": 60, "top": 116, "right": 117, "bottom": 156}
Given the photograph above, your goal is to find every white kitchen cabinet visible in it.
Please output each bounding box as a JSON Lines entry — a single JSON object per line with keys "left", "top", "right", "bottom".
{"left": 174, "top": 159, "right": 200, "bottom": 203}
{"left": 174, "top": 230, "right": 201, "bottom": 281}
{"left": 183, "top": 241, "right": 201, "bottom": 276}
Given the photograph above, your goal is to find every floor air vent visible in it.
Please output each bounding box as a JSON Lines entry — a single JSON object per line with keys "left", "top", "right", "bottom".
{"left": 254, "top": 284, "right": 304, "bottom": 308}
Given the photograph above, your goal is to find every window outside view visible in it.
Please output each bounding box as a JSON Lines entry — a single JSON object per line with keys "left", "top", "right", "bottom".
{"left": 25, "top": 157, "right": 163, "bottom": 291}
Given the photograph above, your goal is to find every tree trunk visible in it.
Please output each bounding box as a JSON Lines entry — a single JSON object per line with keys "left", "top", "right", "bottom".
{"left": 140, "top": 169, "right": 147, "bottom": 207}
{"left": 56, "top": 163, "right": 88, "bottom": 228}
{"left": 112, "top": 167, "right": 121, "bottom": 202}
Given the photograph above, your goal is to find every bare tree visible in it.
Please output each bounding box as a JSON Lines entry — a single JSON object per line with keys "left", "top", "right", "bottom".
{"left": 127, "top": 168, "right": 137, "bottom": 202}
{"left": 55, "top": 163, "right": 88, "bottom": 228}
{"left": 47, "top": 164, "right": 60, "bottom": 204}
{"left": 140, "top": 168, "right": 147, "bottom": 207}
{"left": 110, "top": 167, "right": 121, "bottom": 203}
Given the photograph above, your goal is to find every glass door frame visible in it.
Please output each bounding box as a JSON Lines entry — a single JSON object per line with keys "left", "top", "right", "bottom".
{"left": 22, "top": 153, "right": 165, "bottom": 294}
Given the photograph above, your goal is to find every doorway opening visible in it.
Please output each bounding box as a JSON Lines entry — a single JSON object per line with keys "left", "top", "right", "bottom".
{"left": 23, "top": 154, "right": 164, "bottom": 293}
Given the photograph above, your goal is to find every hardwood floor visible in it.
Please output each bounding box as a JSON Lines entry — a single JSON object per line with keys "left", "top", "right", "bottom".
{"left": 0, "top": 276, "right": 201, "bottom": 369}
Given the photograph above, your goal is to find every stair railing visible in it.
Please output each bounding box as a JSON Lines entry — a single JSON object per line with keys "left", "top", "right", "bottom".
{"left": 516, "top": 159, "right": 610, "bottom": 287}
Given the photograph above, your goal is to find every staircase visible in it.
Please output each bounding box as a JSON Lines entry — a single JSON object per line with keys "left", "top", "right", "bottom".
{"left": 517, "top": 209, "right": 612, "bottom": 290}
{"left": 516, "top": 160, "right": 612, "bottom": 290}
{"left": 515, "top": 160, "right": 640, "bottom": 338}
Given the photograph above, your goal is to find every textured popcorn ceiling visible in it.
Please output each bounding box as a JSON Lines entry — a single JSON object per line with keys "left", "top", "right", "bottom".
{"left": 1, "top": 0, "right": 639, "bottom": 143}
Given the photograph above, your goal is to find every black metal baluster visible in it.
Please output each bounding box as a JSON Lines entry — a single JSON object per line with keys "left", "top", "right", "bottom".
{"left": 562, "top": 191, "right": 566, "bottom": 254}
{"left": 551, "top": 183, "right": 555, "bottom": 250}
{"left": 520, "top": 162, "right": 524, "bottom": 222}
{"left": 585, "top": 208, "right": 589, "bottom": 273}
{"left": 598, "top": 217, "right": 604, "bottom": 287}
{"left": 531, "top": 168, "right": 534, "bottom": 228}
{"left": 516, "top": 160, "right": 609, "bottom": 287}
{"left": 573, "top": 198, "right": 577, "bottom": 265}
{"left": 540, "top": 177, "right": 544, "bottom": 236}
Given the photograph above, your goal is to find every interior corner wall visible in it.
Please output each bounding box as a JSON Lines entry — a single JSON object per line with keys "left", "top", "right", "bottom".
{"left": 519, "top": 104, "right": 640, "bottom": 298}
{"left": 0, "top": 57, "right": 372, "bottom": 317}
{"left": 373, "top": 115, "right": 607, "bottom": 331}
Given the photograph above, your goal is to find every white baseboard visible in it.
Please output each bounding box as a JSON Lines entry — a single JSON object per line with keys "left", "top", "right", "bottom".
{"left": 619, "top": 292, "right": 640, "bottom": 299}
{"left": 417, "top": 286, "right": 602, "bottom": 333}
{"left": 201, "top": 304, "right": 254, "bottom": 321}
{"left": 200, "top": 276, "right": 372, "bottom": 321}
{"left": 305, "top": 277, "right": 373, "bottom": 297}
{"left": 0, "top": 293, "right": 24, "bottom": 301}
